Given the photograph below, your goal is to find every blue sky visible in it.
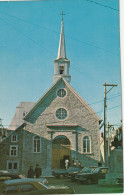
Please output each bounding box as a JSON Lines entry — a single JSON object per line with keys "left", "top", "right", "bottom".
{"left": 0, "top": 0, "right": 122, "bottom": 130}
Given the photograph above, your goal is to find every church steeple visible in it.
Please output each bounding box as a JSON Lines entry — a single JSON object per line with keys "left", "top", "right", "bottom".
{"left": 57, "top": 10, "right": 66, "bottom": 59}
{"left": 53, "top": 10, "right": 71, "bottom": 83}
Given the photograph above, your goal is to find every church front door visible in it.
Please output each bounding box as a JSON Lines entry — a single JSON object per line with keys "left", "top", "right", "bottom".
{"left": 52, "top": 135, "right": 71, "bottom": 169}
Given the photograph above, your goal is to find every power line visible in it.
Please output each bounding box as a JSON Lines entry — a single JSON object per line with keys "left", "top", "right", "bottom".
{"left": 2, "top": 102, "right": 121, "bottom": 127}
{"left": 107, "top": 94, "right": 121, "bottom": 100}
{"left": 0, "top": 11, "right": 119, "bottom": 57}
{"left": 70, "top": 36, "right": 119, "bottom": 56}
{"left": 89, "top": 94, "right": 121, "bottom": 106}
{"left": 71, "top": 65, "right": 102, "bottom": 86}
{"left": 84, "top": 0, "right": 119, "bottom": 12}
{"left": 2, "top": 93, "right": 121, "bottom": 127}
{"left": 107, "top": 104, "right": 121, "bottom": 110}
{"left": 1, "top": 14, "right": 119, "bottom": 88}
{"left": 0, "top": 17, "right": 55, "bottom": 58}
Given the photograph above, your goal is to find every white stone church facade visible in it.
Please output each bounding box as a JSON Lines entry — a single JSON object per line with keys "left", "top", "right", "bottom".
{"left": 0, "top": 18, "right": 102, "bottom": 175}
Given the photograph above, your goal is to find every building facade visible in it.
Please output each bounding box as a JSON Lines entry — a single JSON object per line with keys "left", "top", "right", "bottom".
{"left": 0, "top": 17, "right": 101, "bottom": 176}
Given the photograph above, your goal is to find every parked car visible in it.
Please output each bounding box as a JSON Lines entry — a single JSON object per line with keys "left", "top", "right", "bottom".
{"left": 75, "top": 167, "right": 109, "bottom": 184}
{"left": 0, "top": 172, "right": 48, "bottom": 185}
{"left": 52, "top": 166, "right": 83, "bottom": 179}
{"left": 116, "top": 177, "right": 123, "bottom": 186}
{"left": 69, "top": 167, "right": 97, "bottom": 181}
{"left": 1, "top": 178, "right": 75, "bottom": 194}
{"left": 0, "top": 173, "right": 24, "bottom": 183}
{"left": 0, "top": 171, "right": 9, "bottom": 174}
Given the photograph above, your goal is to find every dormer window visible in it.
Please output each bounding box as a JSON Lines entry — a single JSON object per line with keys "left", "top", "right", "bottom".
{"left": 59, "top": 66, "right": 64, "bottom": 74}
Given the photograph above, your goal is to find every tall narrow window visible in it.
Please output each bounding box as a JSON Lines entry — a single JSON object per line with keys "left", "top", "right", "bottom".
{"left": 11, "top": 134, "right": 17, "bottom": 142}
{"left": 59, "top": 66, "right": 64, "bottom": 74}
{"left": 34, "top": 136, "right": 41, "bottom": 153}
{"left": 10, "top": 146, "right": 18, "bottom": 156}
{"left": 83, "top": 136, "right": 91, "bottom": 153}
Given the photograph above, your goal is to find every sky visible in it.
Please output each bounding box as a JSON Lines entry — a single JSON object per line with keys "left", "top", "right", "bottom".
{"left": 0, "top": 0, "right": 122, "bottom": 131}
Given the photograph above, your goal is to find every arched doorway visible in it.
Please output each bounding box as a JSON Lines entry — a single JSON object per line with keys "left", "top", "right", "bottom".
{"left": 52, "top": 135, "right": 71, "bottom": 169}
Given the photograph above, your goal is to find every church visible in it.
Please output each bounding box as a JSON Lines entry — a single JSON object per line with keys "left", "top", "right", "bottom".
{"left": 0, "top": 16, "right": 102, "bottom": 175}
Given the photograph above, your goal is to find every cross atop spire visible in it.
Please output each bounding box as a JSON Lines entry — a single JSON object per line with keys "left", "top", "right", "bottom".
{"left": 60, "top": 9, "right": 65, "bottom": 21}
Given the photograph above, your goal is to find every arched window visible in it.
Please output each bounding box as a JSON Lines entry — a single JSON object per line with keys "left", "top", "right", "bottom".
{"left": 53, "top": 135, "right": 71, "bottom": 145}
{"left": 33, "top": 136, "right": 41, "bottom": 153}
{"left": 83, "top": 136, "right": 91, "bottom": 153}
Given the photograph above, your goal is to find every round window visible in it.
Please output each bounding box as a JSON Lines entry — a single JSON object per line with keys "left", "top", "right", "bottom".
{"left": 56, "top": 108, "right": 67, "bottom": 120}
{"left": 57, "top": 89, "right": 66, "bottom": 97}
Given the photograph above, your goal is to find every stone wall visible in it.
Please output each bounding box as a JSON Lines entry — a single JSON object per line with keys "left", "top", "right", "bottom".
{"left": 23, "top": 80, "right": 100, "bottom": 172}
{"left": 0, "top": 80, "right": 101, "bottom": 176}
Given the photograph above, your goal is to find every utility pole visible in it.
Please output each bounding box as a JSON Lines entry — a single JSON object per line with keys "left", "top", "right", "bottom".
{"left": 107, "top": 122, "right": 113, "bottom": 158}
{"left": 103, "top": 83, "right": 117, "bottom": 166}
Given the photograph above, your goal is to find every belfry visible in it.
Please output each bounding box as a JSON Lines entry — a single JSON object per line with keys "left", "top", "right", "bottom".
{"left": 53, "top": 11, "right": 71, "bottom": 83}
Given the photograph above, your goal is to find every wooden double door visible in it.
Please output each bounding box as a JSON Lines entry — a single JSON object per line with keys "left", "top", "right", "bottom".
{"left": 52, "top": 144, "right": 71, "bottom": 169}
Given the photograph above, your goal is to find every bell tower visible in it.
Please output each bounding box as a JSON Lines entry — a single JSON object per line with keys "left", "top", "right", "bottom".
{"left": 53, "top": 10, "right": 71, "bottom": 83}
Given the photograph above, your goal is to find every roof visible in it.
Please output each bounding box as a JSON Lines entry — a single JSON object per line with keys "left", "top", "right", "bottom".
{"left": 5, "top": 178, "right": 46, "bottom": 185}
{"left": 46, "top": 124, "right": 78, "bottom": 127}
{"left": 57, "top": 20, "right": 66, "bottom": 59}
{"left": 64, "top": 79, "right": 102, "bottom": 122}
{"left": 24, "top": 77, "right": 101, "bottom": 122}
{"left": 9, "top": 102, "right": 35, "bottom": 130}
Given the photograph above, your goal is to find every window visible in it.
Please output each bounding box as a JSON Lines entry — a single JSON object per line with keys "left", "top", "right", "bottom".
{"left": 6, "top": 184, "right": 35, "bottom": 193}
{"left": 21, "top": 184, "right": 36, "bottom": 192}
{"left": 13, "top": 162, "right": 17, "bottom": 169}
{"left": 59, "top": 66, "right": 64, "bottom": 74}
{"left": 7, "top": 160, "right": 19, "bottom": 172}
{"left": 8, "top": 162, "right": 12, "bottom": 169}
{"left": 56, "top": 108, "right": 67, "bottom": 120}
{"left": 83, "top": 136, "right": 91, "bottom": 153}
{"left": 10, "top": 145, "right": 18, "bottom": 156}
{"left": 6, "top": 185, "right": 20, "bottom": 193}
{"left": 8, "top": 162, "right": 17, "bottom": 170}
{"left": 34, "top": 136, "right": 41, "bottom": 153}
{"left": 57, "top": 89, "right": 66, "bottom": 97}
{"left": 11, "top": 134, "right": 17, "bottom": 142}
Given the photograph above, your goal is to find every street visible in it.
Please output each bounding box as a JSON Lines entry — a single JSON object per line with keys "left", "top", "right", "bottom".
{"left": 47, "top": 177, "right": 123, "bottom": 194}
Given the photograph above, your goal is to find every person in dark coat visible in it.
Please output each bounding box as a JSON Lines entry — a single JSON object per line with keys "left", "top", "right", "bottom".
{"left": 35, "top": 164, "right": 42, "bottom": 178}
{"left": 27, "top": 166, "right": 35, "bottom": 178}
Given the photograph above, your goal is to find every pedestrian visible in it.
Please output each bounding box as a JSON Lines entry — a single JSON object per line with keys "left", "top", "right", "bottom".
{"left": 76, "top": 158, "right": 78, "bottom": 166}
{"left": 78, "top": 160, "right": 81, "bottom": 167}
{"left": 98, "top": 161, "right": 102, "bottom": 167}
{"left": 27, "top": 166, "right": 35, "bottom": 178}
{"left": 35, "top": 164, "right": 42, "bottom": 178}
{"left": 65, "top": 159, "right": 69, "bottom": 170}
{"left": 72, "top": 158, "right": 76, "bottom": 166}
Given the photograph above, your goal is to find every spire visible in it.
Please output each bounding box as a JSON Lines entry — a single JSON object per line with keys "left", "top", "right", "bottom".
{"left": 57, "top": 10, "right": 66, "bottom": 59}
{"left": 53, "top": 10, "right": 71, "bottom": 83}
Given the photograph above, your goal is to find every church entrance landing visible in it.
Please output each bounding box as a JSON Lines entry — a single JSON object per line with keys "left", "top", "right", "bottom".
{"left": 52, "top": 135, "right": 71, "bottom": 169}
